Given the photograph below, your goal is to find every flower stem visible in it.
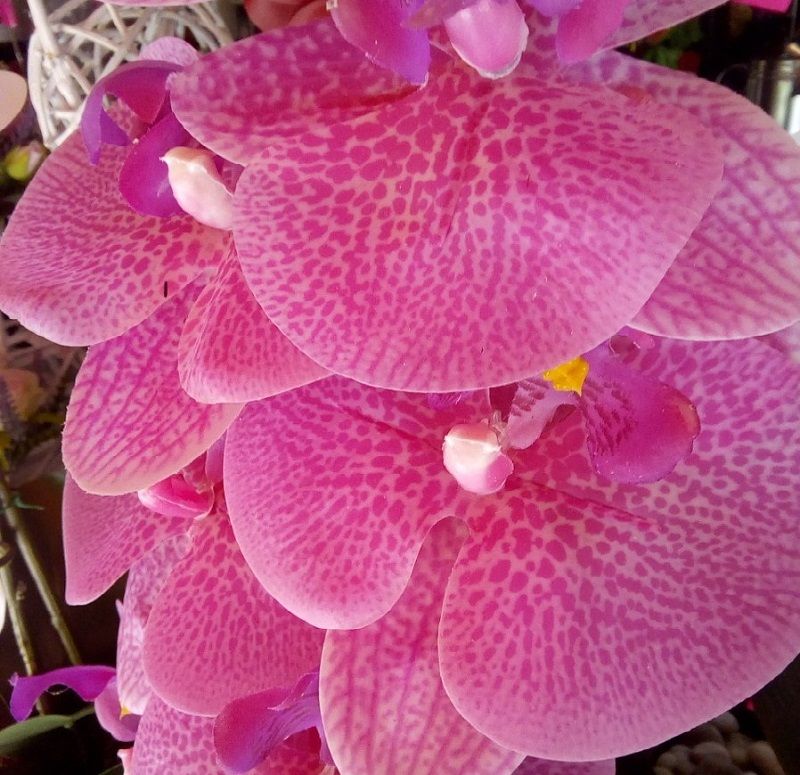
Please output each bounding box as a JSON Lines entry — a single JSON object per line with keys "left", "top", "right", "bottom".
{"left": 0, "top": 475, "right": 82, "bottom": 665}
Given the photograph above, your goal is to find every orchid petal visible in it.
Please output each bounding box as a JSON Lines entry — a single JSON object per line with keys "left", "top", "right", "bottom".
{"left": 9, "top": 666, "right": 115, "bottom": 721}
{"left": 552, "top": 0, "right": 630, "bottom": 63}
{"left": 214, "top": 676, "right": 323, "bottom": 773}
{"left": 178, "top": 247, "right": 327, "bottom": 403}
{"left": 94, "top": 677, "right": 140, "bottom": 742}
{"left": 118, "top": 113, "right": 188, "bottom": 217}
{"left": 143, "top": 510, "right": 324, "bottom": 715}
{"left": 526, "top": 0, "right": 581, "bottom": 17}
{"left": 63, "top": 284, "right": 243, "bottom": 495}
{"left": 760, "top": 321, "right": 800, "bottom": 363}
{"left": 330, "top": 0, "right": 430, "bottom": 84}
{"left": 224, "top": 378, "right": 479, "bottom": 629}
{"left": 170, "top": 20, "right": 416, "bottom": 165}
{"left": 568, "top": 52, "right": 800, "bottom": 339}
{"left": 0, "top": 134, "right": 226, "bottom": 346}
{"left": 439, "top": 337, "right": 800, "bottom": 759}
{"left": 444, "top": 0, "right": 529, "bottom": 79}
{"left": 513, "top": 759, "right": 615, "bottom": 775}
{"left": 506, "top": 378, "right": 573, "bottom": 450}
{"left": 139, "top": 37, "right": 199, "bottom": 67}
{"left": 117, "top": 536, "right": 189, "bottom": 715}
{"left": 233, "top": 57, "right": 722, "bottom": 391}
{"left": 411, "top": 0, "right": 476, "bottom": 27}
{"left": 607, "top": 1, "right": 727, "bottom": 52}
{"left": 81, "top": 60, "right": 180, "bottom": 164}
{"left": 744, "top": 0, "right": 792, "bottom": 9}
{"left": 580, "top": 344, "right": 700, "bottom": 483}
{"left": 133, "top": 695, "right": 218, "bottom": 775}
{"left": 62, "top": 476, "right": 189, "bottom": 604}
{"left": 321, "top": 520, "right": 524, "bottom": 774}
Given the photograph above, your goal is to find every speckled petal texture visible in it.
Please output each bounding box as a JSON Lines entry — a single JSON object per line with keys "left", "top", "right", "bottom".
{"left": 607, "top": 0, "right": 726, "bottom": 51}
{"left": 0, "top": 132, "right": 226, "bottom": 346}
{"left": 321, "top": 520, "right": 525, "bottom": 774}
{"left": 117, "top": 535, "right": 189, "bottom": 715}
{"left": 143, "top": 510, "right": 324, "bottom": 716}
{"left": 62, "top": 476, "right": 188, "bottom": 604}
{"left": 178, "top": 247, "right": 327, "bottom": 403}
{"left": 133, "top": 695, "right": 219, "bottom": 775}
{"left": 513, "top": 758, "right": 615, "bottom": 775}
{"left": 63, "top": 285, "right": 242, "bottom": 495}
{"left": 569, "top": 52, "right": 800, "bottom": 339}
{"left": 439, "top": 337, "right": 800, "bottom": 760}
{"left": 233, "top": 52, "right": 722, "bottom": 390}
{"left": 225, "top": 380, "right": 479, "bottom": 629}
{"left": 170, "top": 20, "right": 415, "bottom": 165}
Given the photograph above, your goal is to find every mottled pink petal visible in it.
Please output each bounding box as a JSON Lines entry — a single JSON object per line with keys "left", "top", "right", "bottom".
{"left": 554, "top": 0, "right": 629, "bottom": 63}
{"left": 513, "top": 759, "right": 615, "bottom": 775}
{"left": 568, "top": 52, "right": 800, "bottom": 339}
{"left": 117, "top": 536, "right": 189, "bottom": 715}
{"left": 170, "top": 20, "right": 416, "bottom": 165}
{"left": 9, "top": 666, "right": 115, "bottom": 721}
{"left": 133, "top": 695, "right": 218, "bottom": 775}
{"left": 178, "top": 247, "right": 327, "bottom": 403}
{"left": 526, "top": 0, "right": 581, "bottom": 17}
{"left": 607, "top": 0, "right": 726, "bottom": 51}
{"left": 118, "top": 113, "right": 188, "bottom": 217}
{"left": 579, "top": 344, "right": 699, "bottom": 483}
{"left": 140, "top": 37, "right": 199, "bottom": 66}
{"left": 760, "top": 320, "right": 800, "bottom": 363}
{"left": 233, "top": 56, "right": 722, "bottom": 391}
{"left": 439, "top": 337, "right": 800, "bottom": 759}
{"left": 225, "top": 378, "right": 477, "bottom": 629}
{"left": 330, "top": 0, "right": 430, "bottom": 84}
{"left": 63, "top": 285, "right": 242, "bottom": 495}
{"left": 321, "top": 520, "right": 524, "bottom": 774}
{"left": 62, "top": 476, "right": 189, "bottom": 604}
{"left": 0, "top": 133, "right": 226, "bottom": 346}
{"left": 411, "top": 0, "right": 476, "bottom": 27}
{"left": 94, "top": 677, "right": 140, "bottom": 742}
{"left": 444, "top": 0, "right": 528, "bottom": 78}
{"left": 143, "top": 510, "right": 324, "bottom": 715}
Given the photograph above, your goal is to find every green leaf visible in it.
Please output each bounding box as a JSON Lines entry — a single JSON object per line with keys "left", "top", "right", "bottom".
{"left": 0, "top": 714, "right": 76, "bottom": 754}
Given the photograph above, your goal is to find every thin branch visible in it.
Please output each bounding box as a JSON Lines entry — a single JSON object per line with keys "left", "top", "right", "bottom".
{"left": 0, "top": 476, "right": 82, "bottom": 665}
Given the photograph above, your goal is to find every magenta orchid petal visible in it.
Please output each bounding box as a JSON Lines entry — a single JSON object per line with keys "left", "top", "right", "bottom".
{"left": 81, "top": 60, "right": 180, "bottom": 164}
{"left": 579, "top": 344, "right": 700, "bottom": 483}
{"left": 224, "top": 378, "right": 484, "bottom": 629}
{"left": 761, "top": 320, "right": 800, "bottom": 363}
{"left": 321, "top": 520, "right": 524, "bottom": 774}
{"left": 527, "top": 0, "right": 581, "bottom": 17}
{"left": 553, "top": 0, "right": 630, "bottom": 63}
{"left": 233, "top": 57, "right": 722, "bottom": 391}
{"left": 178, "top": 247, "right": 327, "bottom": 403}
{"left": 62, "top": 475, "right": 189, "bottom": 604}
{"left": 142, "top": 510, "right": 324, "bottom": 716}
{"left": 744, "top": 0, "right": 792, "bottom": 9}
{"left": 566, "top": 52, "right": 800, "bottom": 339}
{"left": 139, "top": 37, "right": 200, "bottom": 66}
{"left": 94, "top": 677, "right": 140, "bottom": 742}
{"left": 9, "top": 666, "right": 115, "bottom": 721}
{"left": 0, "top": 134, "right": 227, "bottom": 346}
{"left": 170, "top": 20, "right": 416, "bottom": 165}
{"left": 438, "top": 337, "right": 800, "bottom": 760}
{"left": 330, "top": 0, "right": 430, "bottom": 84}
{"left": 63, "top": 284, "right": 242, "bottom": 495}
{"left": 118, "top": 112, "right": 188, "bottom": 217}
{"left": 607, "top": 1, "right": 727, "bottom": 52}
{"left": 444, "top": 0, "right": 529, "bottom": 78}
{"left": 133, "top": 695, "right": 219, "bottom": 775}
{"left": 117, "top": 536, "right": 189, "bottom": 715}
{"left": 214, "top": 675, "right": 324, "bottom": 773}
{"left": 513, "top": 759, "right": 615, "bottom": 775}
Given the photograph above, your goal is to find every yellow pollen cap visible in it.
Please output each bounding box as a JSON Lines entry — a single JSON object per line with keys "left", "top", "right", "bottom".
{"left": 542, "top": 356, "right": 589, "bottom": 394}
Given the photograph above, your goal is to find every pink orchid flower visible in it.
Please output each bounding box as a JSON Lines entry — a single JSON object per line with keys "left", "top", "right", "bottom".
{"left": 218, "top": 334, "right": 800, "bottom": 761}
{"left": 1, "top": 17, "right": 800, "bottom": 501}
